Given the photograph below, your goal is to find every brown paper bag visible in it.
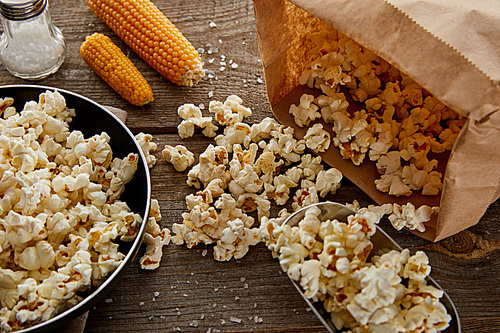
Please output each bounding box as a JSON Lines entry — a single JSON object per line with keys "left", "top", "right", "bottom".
{"left": 253, "top": 0, "right": 500, "bottom": 241}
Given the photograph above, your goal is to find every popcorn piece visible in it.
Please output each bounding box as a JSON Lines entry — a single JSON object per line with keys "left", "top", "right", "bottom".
{"left": 298, "top": 154, "right": 323, "bottom": 181}
{"left": 265, "top": 174, "right": 298, "bottom": 206}
{"left": 375, "top": 171, "right": 412, "bottom": 197}
{"left": 178, "top": 103, "right": 202, "bottom": 119}
{"left": 376, "top": 151, "right": 402, "bottom": 175}
{"left": 316, "top": 168, "right": 343, "bottom": 197}
{"left": 289, "top": 94, "right": 320, "bottom": 127}
{"left": 229, "top": 163, "right": 263, "bottom": 198}
{"left": 298, "top": 205, "right": 321, "bottom": 249}
{"left": 403, "top": 251, "right": 431, "bottom": 283}
{"left": 421, "top": 171, "right": 443, "bottom": 196}
{"left": 203, "top": 179, "right": 225, "bottom": 198}
{"left": 290, "top": 260, "right": 322, "bottom": 299}
{"left": 292, "top": 186, "right": 319, "bottom": 211}
{"left": 347, "top": 264, "right": 401, "bottom": 325}
{"left": 303, "top": 123, "right": 331, "bottom": 153}
{"left": 278, "top": 240, "right": 309, "bottom": 272}
{"left": 162, "top": 144, "right": 195, "bottom": 172}
{"left": 249, "top": 117, "right": 282, "bottom": 142}
{"left": 265, "top": 126, "right": 306, "bottom": 165}
{"left": 236, "top": 192, "right": 271, "bottom": 220}
{"left": 254, "top": 150, "right": 284, "bottom": 184}
{"left": 135, "top": 132, "right": 157, "bottom": 168}
{"left": 140, "top": 200, "right": 171, "bottom": 270}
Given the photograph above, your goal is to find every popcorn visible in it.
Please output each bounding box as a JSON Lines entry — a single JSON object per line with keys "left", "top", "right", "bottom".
{"left": 135, "top": 132, "right": 157, "bottom": 168}
{"left": 140, "top": 199, "right": 171, "bottom": 270}
{"left": 289, "top": 30, "right": 465, "bottom": 198}
{"left": 403, "top": 251, "right": 431, "bottom": 283}
{"left": 229, "top": 164, "right": 263, "bottom": 198}
{"left": 298, "top": 154, "right": 323, "bottom": 180}
{"left": 249, "top": 117, "right": 282, "bottom": 142}
{"left": 266, "top": 126, "right": 306, "bottom": 164}
{"left": 254, "top": 150, "right": 284, "bottom": 184}
{"left": 389, "top": 203, "right": 439, "bottom": 233}
{"left": 0, "top": 97, "right": 14, "bottom": 117}
{"left": 278, "top": 240, "right": 309, "bottom": 272}
{"left": 171, "top": 95, "right": 351, "bottom": 263}
{"left": 263, "top": 205, "right": 451, "bottom": 332}
{"left": 0, "top": 91, "right": 145, "bottom": 330}
{"left": 213, "top": 218, "right": 259, "bottom": 261}
{"left": 236, "top": 192, "right": 271, "bottom": 220}
{"left": 265, "top": 174, "right": 297, "bottom": 205}
{"left": 316, "top": 168, "right": 343, "bottom": 197}
{"left": 289, "top": 260, "right": 322, "bottom": 299}
{"left": 292, "top": 186, "right": 319, "bottom": 211}
{"left": 289, "top": 94, "right": 321, "bottom": 127}
{"left": 297, "top": 205, "right": 321, "bottom": 249}
{"left": 347, "top": 265, "right": 401, "bottom": 325}
{"left": 177, "top": 103, "right": 218, "bottom": 138}
{"left": 376, "top": 151, "right": 402, "bottom": 175}
{"left": 303, "top": 123, "right": 331, "bottom": 153}
{"left": 186, "top": 144, "right": 231, "bottom": 189}
{"left": 315, "top": 91, "right": 349, "bottom": 123}
{"left": 375, "top": 171, "right": 412, "bottom": 197}
{"left": 214, "top": 122, "right": 251, "bottom": 153}
{"left": 162, "top": 144, "right": 195, "bottom": 172}
{"left": 209, "top": 95, "right": 252, "bottom": 126}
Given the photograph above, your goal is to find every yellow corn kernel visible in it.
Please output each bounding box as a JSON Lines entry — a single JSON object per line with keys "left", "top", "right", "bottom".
{"left": 80, "top": 33, "right": 153, "bottom": 106}
{"left": 86, "top": 0, "right": 205, "bottom": 87}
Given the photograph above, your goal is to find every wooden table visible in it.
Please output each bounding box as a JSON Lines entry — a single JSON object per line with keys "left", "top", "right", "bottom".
{"left": 1, "top": 0, "right": 499, "bottom": 332}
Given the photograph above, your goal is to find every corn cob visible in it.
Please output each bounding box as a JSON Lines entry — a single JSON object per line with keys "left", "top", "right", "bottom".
{"left": 86, "top": 0, "right": 205, "bottom": 87}
{"left": 80, "top": 33, "right": 154, "bottom": 106}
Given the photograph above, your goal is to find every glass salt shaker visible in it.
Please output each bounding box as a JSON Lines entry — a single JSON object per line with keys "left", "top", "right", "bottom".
{"left": 0, "top": 0, "right": 66, "bottom": 80}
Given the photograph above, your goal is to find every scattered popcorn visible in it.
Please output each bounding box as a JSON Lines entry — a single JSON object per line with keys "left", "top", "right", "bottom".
{"left": 261, "top": 205, "right": 451, "bottom": 332}
{"left": 170, "top": 94, "right": 343, "bottom": 261}
{"left": 186, "top": 144, "right": 231, "bottom": 189}
{"left": 0, "top": 90, "right": 145, "bottom": 331}
{"left": 162, "top": 144, "right": 195, "bottom": 172}
{"left": 169, "top": 91, "right": 440, "bottom": 282}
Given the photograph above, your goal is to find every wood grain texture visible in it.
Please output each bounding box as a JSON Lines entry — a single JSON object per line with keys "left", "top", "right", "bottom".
{"left": 0, "top": 1, "right": 499, "bottom": 332}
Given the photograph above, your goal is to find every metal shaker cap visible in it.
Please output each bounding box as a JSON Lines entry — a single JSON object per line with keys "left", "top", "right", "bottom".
{"left": 0, "top": 0, "right": 47, "bottom": 21}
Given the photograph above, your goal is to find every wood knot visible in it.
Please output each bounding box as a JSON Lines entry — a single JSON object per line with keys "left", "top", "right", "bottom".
{"left": 440, "top": 231, "right": 475, "bottom": 254}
